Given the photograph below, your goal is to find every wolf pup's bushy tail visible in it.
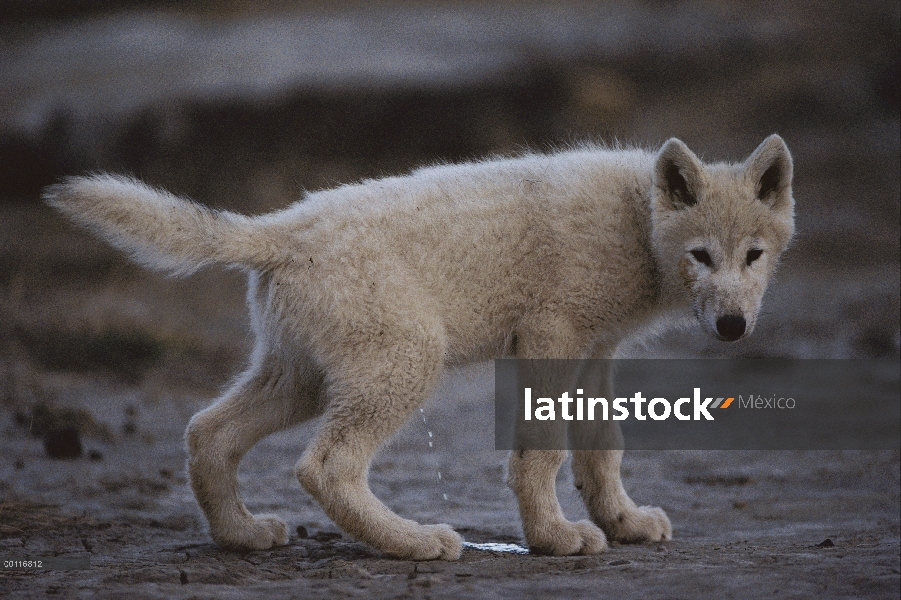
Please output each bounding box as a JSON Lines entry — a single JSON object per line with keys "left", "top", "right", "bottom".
{"left": 44, "top": 174, "right": 277, "bottom": 275}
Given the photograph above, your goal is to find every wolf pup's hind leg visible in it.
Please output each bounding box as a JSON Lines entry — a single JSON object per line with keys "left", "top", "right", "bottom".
{"left": 185, "top": 343, "right": 326, "bottom": 550}
{"left": 294, "top": 312, "right": 463, "bottom": 560}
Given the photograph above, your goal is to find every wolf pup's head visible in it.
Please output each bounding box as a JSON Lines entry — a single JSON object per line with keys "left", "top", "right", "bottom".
{"left": 650, "top": 135, "right": 795, "bottom": 342}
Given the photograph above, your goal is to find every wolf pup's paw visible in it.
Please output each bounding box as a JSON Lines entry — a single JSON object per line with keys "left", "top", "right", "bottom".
{"left": 602, "top": 505, "right": 672, "bottom": 544}
{"left": 424, "top": 524, "right": 465, "bottom": 560}
{"left": 391, "top": 524, "right": 463, "bottom": 561}
{"left": 212, "top": 514, "right": 289, "bottom": 550}
{"left": 527, "top": 519, "right": 608, "bottom": 556}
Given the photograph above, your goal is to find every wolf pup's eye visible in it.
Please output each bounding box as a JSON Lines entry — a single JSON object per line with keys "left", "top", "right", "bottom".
{"left": 690, "top": 249, "right": 713, "bottom": 267}
{"left": 746, "top": 249, "right": 763, "bottom": 266}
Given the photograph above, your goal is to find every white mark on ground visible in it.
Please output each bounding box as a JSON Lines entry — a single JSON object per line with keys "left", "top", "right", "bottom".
{"left": 463, "top": 542, "right": 530, "bottom": 554}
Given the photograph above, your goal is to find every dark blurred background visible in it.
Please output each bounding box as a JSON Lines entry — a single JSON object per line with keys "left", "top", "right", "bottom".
{"left": 1, "top": 0, "right": 898, "bottom": 400}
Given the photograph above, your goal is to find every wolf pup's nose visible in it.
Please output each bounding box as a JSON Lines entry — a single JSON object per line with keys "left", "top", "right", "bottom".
{"left": 716, "top": 315, "right": 746, "bottom": 341}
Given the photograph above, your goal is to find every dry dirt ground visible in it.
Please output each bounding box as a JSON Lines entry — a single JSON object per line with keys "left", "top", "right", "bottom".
{"left": 1, "top": 355, "right": 899, "bottom": 598}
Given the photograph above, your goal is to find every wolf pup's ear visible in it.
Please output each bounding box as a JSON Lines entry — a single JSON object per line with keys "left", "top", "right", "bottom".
{"left": 745, "top": 134, "right": 793, "bottom": 211}
{"left": 653, "top": 138, "right": 704, "bottom": 211}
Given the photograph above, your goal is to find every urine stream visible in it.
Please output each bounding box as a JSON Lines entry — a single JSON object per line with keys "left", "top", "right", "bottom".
{"left": 419, "top": 408, "right": 530, "bottom": 555}
{"left": 420, "top": 407, "right": 448, "bottom": 501}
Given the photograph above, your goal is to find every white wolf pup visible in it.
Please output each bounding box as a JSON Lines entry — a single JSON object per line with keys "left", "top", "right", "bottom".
{"left": 44, "top": 135, "right": 794, "bottom": 560}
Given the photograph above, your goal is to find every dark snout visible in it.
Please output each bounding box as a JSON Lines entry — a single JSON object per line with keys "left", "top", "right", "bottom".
{"left": 716, "top": 315, "right": 746, "bottom": 341}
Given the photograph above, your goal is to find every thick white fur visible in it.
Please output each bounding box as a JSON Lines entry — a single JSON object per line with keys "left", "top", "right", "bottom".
{"left": 43, "top": 136, "right": 794, "bottom": 560}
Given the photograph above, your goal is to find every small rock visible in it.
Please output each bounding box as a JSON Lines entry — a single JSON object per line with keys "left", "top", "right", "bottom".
{"left": 43, "top": 428, "right": 82, "bottom": 459}
{"left": 88, "top": 450, "right": 103, "bottom": 461}
{"left": 24, "top": 403, "right": 113, "bottom": 441}
{"left": 179, "top": 570, "right": 189, "bottom": 584}
{"left": 816, "top": 538, "right": 835, "bottom": 547}
{"left": 609, "top": 559, "right": 631, "bottom": 566}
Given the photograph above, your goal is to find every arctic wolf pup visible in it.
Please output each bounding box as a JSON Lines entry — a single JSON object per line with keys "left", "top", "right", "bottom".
{"left": 44, "top": 135, "right": 795, "bottom": 560}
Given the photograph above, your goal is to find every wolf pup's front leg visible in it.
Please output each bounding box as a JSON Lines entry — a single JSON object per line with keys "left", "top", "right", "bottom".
{"left": 569, "top": 356, "right": 671, "bottom": 544}
{"left": 508, "top": 449, "right": 609, "bottom": 555}
{"left": 572, "top": 449, "right": 672, "bottom": 543}
{"left": 505, "top": 318, "right": 609, "bottom": 555}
